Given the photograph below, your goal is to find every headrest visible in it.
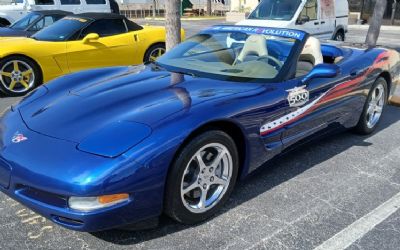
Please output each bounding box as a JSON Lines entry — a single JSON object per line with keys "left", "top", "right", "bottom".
{"left": 237, "top": 35, "right": 268, "bottom": 62}
{"left": 301, "top": 37, "right": 323, "bottom": 65}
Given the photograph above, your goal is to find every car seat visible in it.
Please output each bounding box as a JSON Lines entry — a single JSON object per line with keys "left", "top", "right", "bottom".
{"left": 296, "top": 37, "right": 323, "bottom": 77}
{"left": 234, "top": 35, "right": 268, "bottom": 64}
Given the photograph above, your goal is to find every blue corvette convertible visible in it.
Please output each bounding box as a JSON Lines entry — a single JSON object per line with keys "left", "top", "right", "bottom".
{"left": 1, "top": 26, "right": 400, "bottom": 232}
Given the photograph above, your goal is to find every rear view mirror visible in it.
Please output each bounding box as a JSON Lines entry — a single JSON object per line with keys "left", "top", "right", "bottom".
{"left": 296, "top": 15, "right": 310, "bottom": 25}
{"left": 83, "top": 33, "right": 100, "bottom": 43}
{"left": 302, "top": 64, "right": 340, "bottom": 84}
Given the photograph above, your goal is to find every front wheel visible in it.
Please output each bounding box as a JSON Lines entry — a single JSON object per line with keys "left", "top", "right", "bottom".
{"left": 165, "top": 130, "right": 239, "bottom": 224}
{"left": 333, "top": 30, "right": 345, "bottom": 41}
{"left": 354, "top": 77, "right": 387, "bottom": 134}
{"left": 0, "top": 56, "right": 41, "bottom": 97}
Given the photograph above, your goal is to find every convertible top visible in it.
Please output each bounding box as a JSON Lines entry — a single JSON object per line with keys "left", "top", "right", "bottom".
{"left": 68, "top": 12, "right": 143, "bottom": 31}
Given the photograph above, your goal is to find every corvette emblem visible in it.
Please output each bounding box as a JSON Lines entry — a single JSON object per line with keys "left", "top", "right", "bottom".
{"left": 12, "top": 133, "right": 27, "bottom": 143}
{"left": 287, "top": 85, "right": 309, "bottom": 107}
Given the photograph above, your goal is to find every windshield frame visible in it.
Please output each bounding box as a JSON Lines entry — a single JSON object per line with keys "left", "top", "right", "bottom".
{"left": 248, "top": 0, "right": 303, "bottom": 21}
{"left": 156, "top": 25, "right": 308, "bottom": 83}
{"left": 31, "top": 17, "right": 93, "bottom": 42}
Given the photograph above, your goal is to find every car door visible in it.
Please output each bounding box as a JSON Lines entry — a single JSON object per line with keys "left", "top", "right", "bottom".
{"left": 280, "top": 68, "right": 346, "bottom": 148}
{"left": 66, "top": 18, "right": 137, "bottom": 73}
{"left": 296, "top": 0, "right": 320, "bottom": 37}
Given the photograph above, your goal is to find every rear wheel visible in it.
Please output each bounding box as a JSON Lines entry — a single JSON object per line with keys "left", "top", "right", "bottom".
{"left": 354, "top": 77, "right": 387, "bottom": 134}
{"left": 165, "top": 130, "right": 239, "bottom": 224}
{"left": 143, "top": 44, "right": 166, "bottom": 64}
{"left": 0, "top": 56, "right": 41, "bottom": 97}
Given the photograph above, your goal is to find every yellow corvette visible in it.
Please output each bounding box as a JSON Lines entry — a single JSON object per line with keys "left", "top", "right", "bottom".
{"left": 0, "top": 13, "right": 183, "bottom": 96}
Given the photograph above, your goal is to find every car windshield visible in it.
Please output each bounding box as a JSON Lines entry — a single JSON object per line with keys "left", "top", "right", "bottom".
{"left": 31, "top": 17, "right": 89, "bottom": 41}
{"left": 248, "top": 0, "right": 302, "bottom": 21}
{"left": 10, "top": 12, "right": 41, "bottom": 30}
{"left": 157, "top": 27, "right": 302, "bottom": 82}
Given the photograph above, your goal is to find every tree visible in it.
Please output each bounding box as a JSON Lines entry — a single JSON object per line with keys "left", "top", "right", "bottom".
{"left": 207, "top": 0, "right": 212, "bottom": 16}
{"left": 365, "top": 0, "right": 388, "bottom": 48}
{"left": 152, "top": 0, "right": 157, "bottom": 19}
{"left": 165, "top": 0, "right": 182, "bottom": 51}
{"left": 165, "top": 0, "right": 184, "bottom": 84}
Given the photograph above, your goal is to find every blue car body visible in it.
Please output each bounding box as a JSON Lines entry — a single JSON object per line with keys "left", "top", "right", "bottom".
{"left": 0, "top": 26, "right": 399, "bottom": 232}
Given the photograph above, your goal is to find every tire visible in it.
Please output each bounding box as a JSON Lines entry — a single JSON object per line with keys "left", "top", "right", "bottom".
{"left": 354, "top": 77, "right": 387, "bottom": 135}
{"left": 165, "top": 130, "right": 239, "bottom": 224}
{"left": 0, "top": 56, "right": 41, "bottom": 97}
{"left": 143, "top": 44, "right": 166, "bottom": 64}
{"left": 333, "top": 30, "right": 345, "bottom": 41}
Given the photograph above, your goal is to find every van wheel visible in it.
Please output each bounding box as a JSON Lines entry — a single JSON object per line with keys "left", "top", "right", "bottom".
{"left": 333, "top": 30, "right": 345, "bottom": 41}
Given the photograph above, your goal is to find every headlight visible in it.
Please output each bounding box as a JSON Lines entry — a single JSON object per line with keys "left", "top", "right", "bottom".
{"left": 68, "top": 194, "right": 129, "bottom": 212}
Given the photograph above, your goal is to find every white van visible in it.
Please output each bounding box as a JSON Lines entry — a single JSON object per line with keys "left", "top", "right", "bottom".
{"left": 0, "top": 0, "right": 119, "bottom": 26}
{"left": 237, "top": 0, "right": 349, "bottom": 41}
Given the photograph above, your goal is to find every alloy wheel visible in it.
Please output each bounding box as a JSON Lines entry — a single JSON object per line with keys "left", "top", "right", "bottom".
{"left": 148, "top": 47, "right": 166, "bottom": 62}
{"left": 0, "top": 60, "right": 35, "bottom": 94}
{"left": 366, "top": 83, "right": 385, "bottom": 129}
{"left": 180, "top": 143, "right": 233, "bottom": 214}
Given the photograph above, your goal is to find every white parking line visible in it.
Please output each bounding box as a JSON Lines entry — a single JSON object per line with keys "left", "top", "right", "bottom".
{"left": 314, "top": 191, "right": 400, "bottom": 250}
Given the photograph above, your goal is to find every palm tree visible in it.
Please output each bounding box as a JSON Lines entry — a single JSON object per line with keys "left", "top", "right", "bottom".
{"left": 365, "top": 0, "right": 388, "bottom": 48}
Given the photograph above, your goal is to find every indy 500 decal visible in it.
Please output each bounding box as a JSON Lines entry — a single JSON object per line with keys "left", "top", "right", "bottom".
{"left": 259, "top": 49, "right": 393, "bottom": 137}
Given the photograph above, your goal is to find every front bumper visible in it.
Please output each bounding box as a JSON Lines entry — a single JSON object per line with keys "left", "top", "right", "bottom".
{"left": 0, "top": 110, "right": 164, "bottom": 232}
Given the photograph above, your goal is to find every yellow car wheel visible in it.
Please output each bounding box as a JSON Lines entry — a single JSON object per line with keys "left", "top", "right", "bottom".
{"left": 0, "top": 56, "right": 41, "bottom": 97}
{"left": 144, "top": 43, "right": 166, "bottom": 64}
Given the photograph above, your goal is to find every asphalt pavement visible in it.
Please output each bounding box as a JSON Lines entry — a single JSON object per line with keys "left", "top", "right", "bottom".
{"left": 1, "top": 20, "right": 400, "bottom": 250}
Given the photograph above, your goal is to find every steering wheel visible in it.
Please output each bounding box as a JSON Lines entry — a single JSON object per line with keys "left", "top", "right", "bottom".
{"left": 257, "top": 55, "right": 283, "bottom": 70}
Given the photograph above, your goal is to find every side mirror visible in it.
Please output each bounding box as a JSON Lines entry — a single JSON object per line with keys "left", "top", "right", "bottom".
{"left": 82, "top": 33, "right": 99, "bottom": 43}
{"left": 296, "top": 15, "right": 310, "bottom": 25}
{"left": 302, "top": 64, "right": 340, "bottom": 84}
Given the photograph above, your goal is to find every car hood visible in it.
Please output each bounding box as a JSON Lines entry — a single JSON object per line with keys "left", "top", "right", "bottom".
{"left": 0, "top": 27, "right": 27, "bottom": 37}
{"left": 18, "top": 66, "right": 260, "bottom": 143}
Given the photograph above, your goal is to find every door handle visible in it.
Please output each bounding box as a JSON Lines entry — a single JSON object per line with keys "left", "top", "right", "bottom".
{"left": 350, "top": 68, "right": 363, "bottom": 79}
{"left": 314, "top": 22, "right": 319, "bottom": 25}
{"left": 321, "top": 21, "right": 326, "bottom": 24}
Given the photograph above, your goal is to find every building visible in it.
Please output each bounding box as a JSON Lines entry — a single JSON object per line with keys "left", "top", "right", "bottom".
{"left": 230, "top": 0, "right": 259, "bottom": 12}
{"left": 349, "top": 0, "right": 400, "bottom": 20}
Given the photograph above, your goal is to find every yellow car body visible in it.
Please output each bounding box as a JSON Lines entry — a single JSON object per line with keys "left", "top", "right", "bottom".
{"left": 0, "top": 13, "right": 185, "bottom": 96}
{"left": 0, "top": 25, "right": 173, "bottom": 84}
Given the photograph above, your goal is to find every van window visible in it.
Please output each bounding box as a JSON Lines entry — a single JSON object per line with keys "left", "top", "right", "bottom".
{"left": 300, "top": 0, "right": 318, "bottom": 20}
{"left": 80, "top": 19, "right": 127, "bottom": 38}
{"left": 35, "top": 0, "right": 54, "bottom": 5}
{"left": 248, "top": 0, "right": 302, "bottom": 21}
{"left": 86, "top": 0, "right": 106, "bottom": 4}
{"left": 61, "top": 0, "right": 81, "bottom": 4}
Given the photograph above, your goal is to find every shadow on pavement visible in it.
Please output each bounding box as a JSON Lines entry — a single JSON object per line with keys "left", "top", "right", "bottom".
{"left": 91, "top": 105, "right": 400, "bottom": 245}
